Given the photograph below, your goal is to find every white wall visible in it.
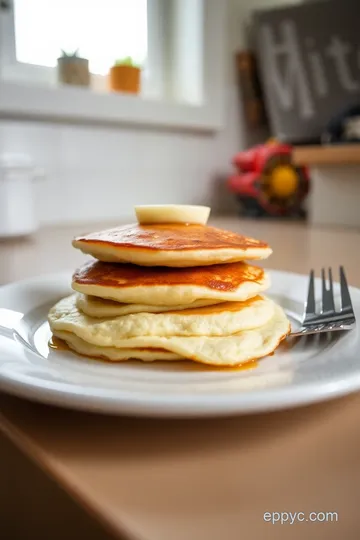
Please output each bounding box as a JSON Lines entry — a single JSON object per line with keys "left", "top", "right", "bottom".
{"left": 0, "top": 0, "right": 300, "bottom": 225}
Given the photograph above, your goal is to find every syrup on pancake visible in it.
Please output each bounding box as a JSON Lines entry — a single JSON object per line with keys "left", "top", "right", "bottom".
{"left": 72, "top": 260, "right": 265, "bottom": 292}
{"left": 165, "top": 297, "right": 262, "bottom": 315}
{"left": 73, "top": 223, "right": 269, "bottom": 252}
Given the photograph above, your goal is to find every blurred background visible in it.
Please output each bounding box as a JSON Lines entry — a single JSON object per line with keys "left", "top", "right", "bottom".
{"left": 0, "top": 0, "right": 359, "bottom": 244}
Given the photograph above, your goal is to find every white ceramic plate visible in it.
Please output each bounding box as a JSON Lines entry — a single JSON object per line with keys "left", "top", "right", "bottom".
{"left": 0, "top": 270, "right": 359, "bottom": 417}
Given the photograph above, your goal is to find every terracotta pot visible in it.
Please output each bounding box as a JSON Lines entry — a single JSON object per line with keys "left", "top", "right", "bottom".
{"left": 57, "top": 57, "right": 90, "bottom": 87}
{"left": 109, "top": 65, "right": 141, "bottom": 94}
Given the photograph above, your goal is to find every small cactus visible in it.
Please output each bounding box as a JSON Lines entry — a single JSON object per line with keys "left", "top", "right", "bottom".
{"left": 60, "top": 49, "right": 80, "bottom": 58}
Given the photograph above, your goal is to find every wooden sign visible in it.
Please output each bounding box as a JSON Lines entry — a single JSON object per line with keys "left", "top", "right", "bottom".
{"left": 254, "top": 0, "right": 360, "bottom": 143}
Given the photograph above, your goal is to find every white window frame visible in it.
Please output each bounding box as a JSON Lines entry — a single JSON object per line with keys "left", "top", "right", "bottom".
{"left": 0, "top": 0, "right": 226, "bottom": 132}
{"left": 1, "top": 0, "right": 161, "bottom": 96}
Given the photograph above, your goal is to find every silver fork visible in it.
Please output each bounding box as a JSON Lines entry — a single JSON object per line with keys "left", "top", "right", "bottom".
{"left": 291, "top": 266, "right": 356, "bottom": 336}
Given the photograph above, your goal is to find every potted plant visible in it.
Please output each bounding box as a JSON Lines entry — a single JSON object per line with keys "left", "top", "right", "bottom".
{"left": 109, "top": 56, "right": 141, "bottom": 94}
{"left": 57, "top": 49, "right": 90, "bottom": 87}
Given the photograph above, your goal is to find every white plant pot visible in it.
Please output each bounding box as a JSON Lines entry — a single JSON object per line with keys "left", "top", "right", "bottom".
{"left": 0, "top": 155, "right": 43, "bottom": 238}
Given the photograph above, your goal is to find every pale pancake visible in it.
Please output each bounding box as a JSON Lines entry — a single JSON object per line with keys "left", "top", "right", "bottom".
{"left": 50, "top": 304, "right": 290, "bottom": 367}
{"left": 72, "top": 261, "right": 270, "bottom": 306}
{"left": 72, "top": 223, "right": 272, "bottom": 266}
{"left": 53, "top": 332, "right": 182, "bottom": 361}
{"left": 76, "top": 293, "right": 221, "bottom": 318}
{"left": 49, "top": 294, "right": 275, "bottom": 339}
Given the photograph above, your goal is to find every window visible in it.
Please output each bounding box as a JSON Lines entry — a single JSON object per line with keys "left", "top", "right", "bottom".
{"left": 13, "top": 0, "right": 147, "bottom": 75}
{"left": 1, "top": 0, "right": 156, "bottom": 95}
{"left": 0, "top": 1, "right": 225, "bottom": 131}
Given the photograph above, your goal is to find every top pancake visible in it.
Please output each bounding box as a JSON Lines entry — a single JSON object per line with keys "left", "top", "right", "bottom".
{"left": 72, "top": 223, "right": 271, "bottom": 267}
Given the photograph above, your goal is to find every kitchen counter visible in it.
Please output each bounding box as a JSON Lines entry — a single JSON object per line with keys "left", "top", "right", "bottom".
{"left": 1, "top": 218, "right": 360, "bottom": 540}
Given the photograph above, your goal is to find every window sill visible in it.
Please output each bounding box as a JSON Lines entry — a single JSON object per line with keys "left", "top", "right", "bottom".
{"left": 0, "top": 80, "right": 224, "bottom": 133}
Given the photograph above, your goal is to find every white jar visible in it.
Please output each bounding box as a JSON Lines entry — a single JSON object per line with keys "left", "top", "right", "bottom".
{"left": 0, "top": 155, "right": 42, "bottom": 238}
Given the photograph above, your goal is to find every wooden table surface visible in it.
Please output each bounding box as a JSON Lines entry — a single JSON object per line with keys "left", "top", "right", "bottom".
{"left": 1, "top": 218, "right": 360, "bottom": 540}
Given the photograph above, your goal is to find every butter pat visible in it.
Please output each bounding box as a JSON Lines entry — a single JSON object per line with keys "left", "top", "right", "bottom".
{"left": 135, "top": 205, "right": 211, "bottom": 225}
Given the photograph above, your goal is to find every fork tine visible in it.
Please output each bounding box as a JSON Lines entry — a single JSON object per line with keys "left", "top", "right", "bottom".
{"left": 295, "top": 266, "right": 356, "bottom": 336}
{"left": 328, "top": 267, "right": 336, "bottom": 310}
{"left": 321, "top": 268, "right": 326, "bottom": 311}
{"left": 339, "top": 266, "right": 354, "bottom": 313}
{"left": 321, "top": 267, "right": 335, "bottom": 313}
{"left": 305, "top": 269, "right": 316, "bottom": 318}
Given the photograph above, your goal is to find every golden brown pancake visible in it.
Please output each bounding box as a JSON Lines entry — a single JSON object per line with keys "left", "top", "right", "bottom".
{"left": 72, "top": 223, "right": 272, "bottom": 266}
{"left": 71, "top": 260, "right": 270, "bottom": 305}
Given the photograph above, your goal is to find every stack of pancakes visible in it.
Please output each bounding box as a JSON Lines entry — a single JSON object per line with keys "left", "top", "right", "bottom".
{"left": 48, "top": 221, "right": 290, "bottom": 367}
